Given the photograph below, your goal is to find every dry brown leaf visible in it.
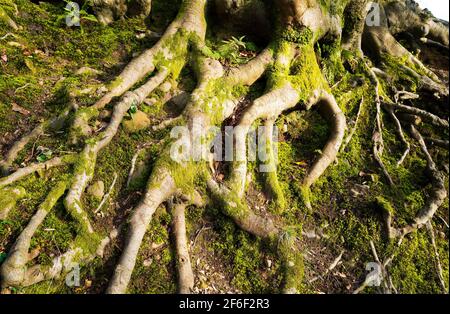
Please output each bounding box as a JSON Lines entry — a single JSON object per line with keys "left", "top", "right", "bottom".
{"left": 12, "top": 102, "right": 31, "bottom": 115}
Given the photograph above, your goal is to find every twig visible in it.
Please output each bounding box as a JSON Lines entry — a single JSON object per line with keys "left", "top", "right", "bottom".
{"left": 94, "top": 173, "right": 118, "bottom": 214}
{"left": 14, "top": 83, "right": 31, "bottom": 94}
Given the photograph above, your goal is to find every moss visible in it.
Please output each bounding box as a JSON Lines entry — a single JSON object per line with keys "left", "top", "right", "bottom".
{"left": 210, "top": 214, "right": 281, "bottom": 293}
{"left": 318, "top": 40, "right": 346, "bottom": 85}
{"left": 281, "top": 27, "right": 313, "bottom": 46}
{"left": 278, "top": 231, "right": 304, "bottom": 292}
{"left": 290, "top": 44, "right": 329, "bottom": 101}
{"left": 0, "top": 187, "right": 26, "bottom": 219}
{"left": 389, "top": 232, "right": 446, "bottom": 293}
{"left": 375, "top": 196, "right": 395, "bottom": 216}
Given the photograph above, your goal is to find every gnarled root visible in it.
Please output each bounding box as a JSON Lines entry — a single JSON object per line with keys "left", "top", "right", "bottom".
{"left": 378, "top": 125, "right": 447, "bottom": 240}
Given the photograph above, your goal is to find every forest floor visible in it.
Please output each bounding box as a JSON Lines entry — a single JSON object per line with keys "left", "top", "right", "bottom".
{"left": 0, "top": 0, "right": 448, "bottom": 294}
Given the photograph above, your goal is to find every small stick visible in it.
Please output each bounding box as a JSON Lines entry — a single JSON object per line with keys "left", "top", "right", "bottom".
{"left": 94, "top": 173, "right": 118, "bottom": 214}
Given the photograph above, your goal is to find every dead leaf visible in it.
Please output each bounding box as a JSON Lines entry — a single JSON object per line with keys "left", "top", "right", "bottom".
{"left": 12, "top": 102, "right": 30, "bottom": 115}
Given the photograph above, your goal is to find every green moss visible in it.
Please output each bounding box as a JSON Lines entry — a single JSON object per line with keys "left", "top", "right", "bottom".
{"left": 210, "top": 214, "right": 282, "bottom": 293}
{"left": 0, "top": 187, "right": 26, "bottom": 219}
{"left": 281, "top": 27, "right": 313, "bottom": 46}
{"left": 376, "top": 196, "right": 395, "bottom": 215}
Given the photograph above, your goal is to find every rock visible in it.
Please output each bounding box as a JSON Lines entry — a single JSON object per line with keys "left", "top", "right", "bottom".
{"left": 87, "top": 181, "right": 105, "bottom": 200}
{"left": 97, "top": 86, "right": 109, "bottom": 96}
{"left": 75, "top": 66, "right": 102, "bottom": 76}
{"left": 123, "top": 110, "right": 150, "bottom": 133}
{"left": 143, "top": 98, "right": 157, "bottom": 106}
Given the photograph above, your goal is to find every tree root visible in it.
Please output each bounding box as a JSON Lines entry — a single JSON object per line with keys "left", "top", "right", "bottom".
{"left": 0, "top": 0, "right": 447, "bottom": 295}
{"left": 368, "top": 66, "right": 394, "bottom": 185}
{"left": 1, "top": 181, "right": 68, "bottom": 288}
{"left": 378, "top": 125, "right": 447, "bottom": 240}
{"left": 301, "top": 92, "right": 346, "bottom": 208}
{"left": 342, "top": 96, "right": 364, "bottom": 151}
{"left": 384, "top": 104, "right": 410, "bottom": 166}
{"left": 169, "top": 200, "right": 194, "bottom": 294}
{"left": 0, "top": 104, "right": 75, "bottom": 175}
{"left": 426, "top": 222, "right": 447, "bottom": 293}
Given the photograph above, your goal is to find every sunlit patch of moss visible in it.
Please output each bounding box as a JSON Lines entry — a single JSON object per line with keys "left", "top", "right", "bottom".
{"left": 210, "top": 213, "right": 282, "bottom": 293}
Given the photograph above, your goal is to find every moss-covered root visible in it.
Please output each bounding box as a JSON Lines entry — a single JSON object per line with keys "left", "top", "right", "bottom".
{"left": 107, "top": 169, "right": 176, "bottom": 294}
{"left": 301, "top": 91, "right": 346, "bottom": 209}
{"left": 0, "top": 156, "right": 75, "bottom": 190}
{"left": 377, "top": 126, "right": 447, "bottom": 240}
{"left": 170, "top": 201, "right": 195, "bottom": 294}
{"left": 0, "top": 187, "right": 26, "bottom": 220}
{"left": 261, "top": 119, "right": 286, "bottom": 212}
{"left": 0, "top": 181, "right": 68, "bottom": 289}
{"left": 363, "top": 24, "right": 447, "bottom": 94}
{"left": 230, "top": 84, "right": 301, "bottom": 197}
{"left": 65, "top": 68, "right": 169, "bottom": 236}
{"left": 207, "top": 178, "right": 279, "bottom": 239}
{"left": 277, "top": 233, "right": 304, "bottom": 294}
{"left": 1, "top": 229, "right": 117, "bottom": 290}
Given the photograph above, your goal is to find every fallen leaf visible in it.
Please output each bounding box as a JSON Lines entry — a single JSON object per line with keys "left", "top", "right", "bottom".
{"left": 12, "top": 102, "right": 30, "bottom": 115}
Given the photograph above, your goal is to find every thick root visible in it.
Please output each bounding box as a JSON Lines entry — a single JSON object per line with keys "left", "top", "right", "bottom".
{"left": 170, "top": 201, "right": 195, "bottom": 294}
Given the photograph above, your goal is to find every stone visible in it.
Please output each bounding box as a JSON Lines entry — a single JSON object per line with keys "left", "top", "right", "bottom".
{"left": 87, "top": 181, "right": 105, "bottom": 200}
{"left": 123, "top": 110, "right": 151, "bottom": 133}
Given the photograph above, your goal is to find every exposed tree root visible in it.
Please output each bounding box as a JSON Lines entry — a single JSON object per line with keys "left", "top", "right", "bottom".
{"left": 367, "top": 66, "right": 394, "bottom": 186}
{"left": 378, "top": 124, "right": 447, "bottom": 240}
{"left": 426, "top": 222, "right": 447, "bottom": 293}
{"left": 94, "top": 172, "right": 118, "bottom": 214}
{"left": 0, "top": 104, "right": 75, "bottom": 175}
{"left": 384, "top": 104, "right": 410, "bottom": 166}
{"left": 169, "top": 200, "right": 194, "bottom": 294}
